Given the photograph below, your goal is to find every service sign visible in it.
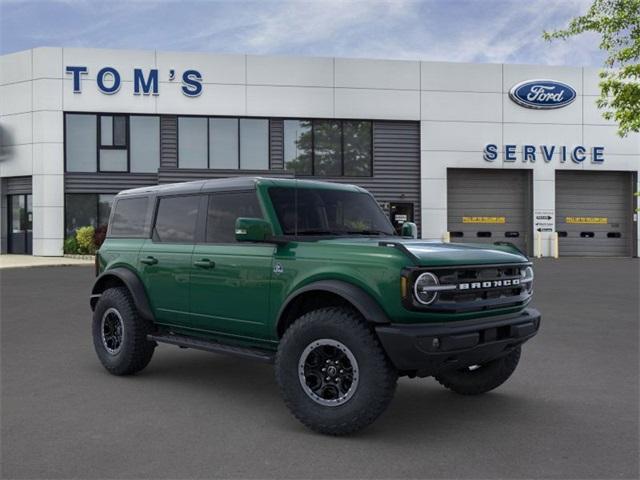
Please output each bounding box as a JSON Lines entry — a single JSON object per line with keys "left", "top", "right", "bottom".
{"left": 509, "top": 79, "right": 577, "bottom": 109}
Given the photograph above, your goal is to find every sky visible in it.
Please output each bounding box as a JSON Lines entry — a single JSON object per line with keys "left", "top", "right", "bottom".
{"left": 0, "top": 0, "right": 605, "bottom": 66}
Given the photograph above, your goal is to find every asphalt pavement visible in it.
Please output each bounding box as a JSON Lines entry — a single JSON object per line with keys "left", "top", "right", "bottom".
{"left": 1, "top": 258, "right": 638, "bottom": 479}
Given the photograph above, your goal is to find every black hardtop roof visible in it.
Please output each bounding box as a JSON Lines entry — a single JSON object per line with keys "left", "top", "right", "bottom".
{"left": 115, "top": 177, "right": 365, "bottom": 198}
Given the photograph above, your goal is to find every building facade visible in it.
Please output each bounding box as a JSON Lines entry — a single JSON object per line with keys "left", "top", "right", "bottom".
{"left": 0, "top": 47, "right": 638, "bottom": 257}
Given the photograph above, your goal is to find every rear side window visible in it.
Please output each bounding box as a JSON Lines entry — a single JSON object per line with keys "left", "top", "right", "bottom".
{"left": 153, "top": 195, "right": 200, "bottom": 243}
{"left": 109, "top": 197, "right": 149, "bottom": 237}
{"left": 206, "top": 191, "right": 262, "bottom": 243}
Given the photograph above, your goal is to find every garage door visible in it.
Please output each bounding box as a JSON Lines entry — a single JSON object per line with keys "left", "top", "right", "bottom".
{"left": 556, "top": 171, "right": 634, "bottom": 256}
{"left": 447, "top": 169, "right": 532, "bottom": 254}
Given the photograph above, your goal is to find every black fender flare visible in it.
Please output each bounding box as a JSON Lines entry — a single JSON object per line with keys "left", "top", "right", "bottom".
{"left": 276, "top": 280, "right": 391, "bottom": 335}
{"left": 90, "top": 267, "right": 154, "bottom": 322}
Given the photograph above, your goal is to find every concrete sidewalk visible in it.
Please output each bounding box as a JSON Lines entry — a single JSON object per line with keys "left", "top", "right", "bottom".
{"left": 0, "top": 254, "right": 93, "bottom": 269}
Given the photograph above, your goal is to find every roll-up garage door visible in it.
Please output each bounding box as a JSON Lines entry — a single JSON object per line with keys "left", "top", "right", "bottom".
{"left": 447, "top": 169, "right": 532, "bottom": 254}
{"left": 556, "top": 171, "right": 633, "bottom": 256}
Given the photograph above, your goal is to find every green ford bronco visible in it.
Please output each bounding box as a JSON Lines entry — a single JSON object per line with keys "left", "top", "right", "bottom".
{"left": 91, "top": 177, "right": 540, "bottom": 435}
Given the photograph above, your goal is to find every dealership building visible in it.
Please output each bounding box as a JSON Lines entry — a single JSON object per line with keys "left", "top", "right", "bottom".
{"left": 0, "top": 47, "right": 638, "bottom": 257}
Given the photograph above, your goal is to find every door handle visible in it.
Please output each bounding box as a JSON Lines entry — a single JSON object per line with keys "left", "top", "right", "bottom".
{"left": 140, "top": 256, "right": 158, "bottom": 265}
{"left": 193, "top": 258, "right": 215, "bottom": 269}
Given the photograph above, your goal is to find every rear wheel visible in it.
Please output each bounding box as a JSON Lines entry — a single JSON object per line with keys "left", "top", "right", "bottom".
{"left": 434, "top": 347, "right": 521, "bottom": 395}
{"left": 92, "top": 287, "right": 155, "bottom": 375}
{"left": 275, "top": 307, "right": 397, "bottom": 435}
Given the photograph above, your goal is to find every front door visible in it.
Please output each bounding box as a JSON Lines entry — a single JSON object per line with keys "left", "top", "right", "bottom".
{"left": 8, "top": 194, "right": 32, "bottom": 254}
{"left": 189, "top": 191, "right": 274, "bottom": 340}
{"left": 390, "top": 202, "right": 414, "bottom": 235}
{"left": 138, "top": 194, "right": 201, "bottom": 328}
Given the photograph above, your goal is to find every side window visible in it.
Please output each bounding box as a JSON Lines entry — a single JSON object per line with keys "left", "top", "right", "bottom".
{"left": 109, "top": 197, "right": 149, "bottom": 237}
{"left": 153, "top": 195, "right": 200, "bottom": 243}
{"left": 206, "top": 191, "right": 262, "bottom": 243}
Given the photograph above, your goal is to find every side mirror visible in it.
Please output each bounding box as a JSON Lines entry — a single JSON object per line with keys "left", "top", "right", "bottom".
{"left": 401, "top": 221, "right": 418, "bottom": 239}
{"left": 235, "top": 217, "right": 273, "bottom": 242}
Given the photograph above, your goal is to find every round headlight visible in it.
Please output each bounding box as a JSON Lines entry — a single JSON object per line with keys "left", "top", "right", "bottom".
{"left": 521, "top": 266, "right": 534, "bottom": 293}
{"left": 414, "top": 272, "right": 440, "bottom": 305}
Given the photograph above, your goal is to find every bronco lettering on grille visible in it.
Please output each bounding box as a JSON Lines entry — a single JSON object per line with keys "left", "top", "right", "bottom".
{"left": 458, "top": 278, "right": 521, "bottom": 290}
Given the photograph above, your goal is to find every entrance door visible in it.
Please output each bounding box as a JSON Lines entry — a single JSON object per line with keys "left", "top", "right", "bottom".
{"left": 8, "top": 194, "right": 32, "bottom": 254}
{"left": 390, "top": 203, "right": 414, "bottom": 235}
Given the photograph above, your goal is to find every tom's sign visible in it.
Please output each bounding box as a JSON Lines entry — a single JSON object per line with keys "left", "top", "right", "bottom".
{"left": 509, "top": 79, "right": 576, "bottom": 109}
{"left": 65, "top": 66, "right": 203, "bottom": 97}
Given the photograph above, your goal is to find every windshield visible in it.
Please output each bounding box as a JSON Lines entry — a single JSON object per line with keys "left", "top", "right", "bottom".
{"left": 268, "top": 186, "right": 396, "bottom": 237}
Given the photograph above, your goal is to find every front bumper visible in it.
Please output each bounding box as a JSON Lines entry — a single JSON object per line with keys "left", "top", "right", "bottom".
{"left": 375, "top": 308, "right": 541, "bottom": 377}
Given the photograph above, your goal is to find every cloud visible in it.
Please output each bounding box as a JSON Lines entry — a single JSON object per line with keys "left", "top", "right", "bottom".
{"left": 0, "top": 0, "right": 605, "bottom": 66}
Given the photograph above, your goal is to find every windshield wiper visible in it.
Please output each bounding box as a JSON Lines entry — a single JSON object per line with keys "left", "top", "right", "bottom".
{"left": 296, "top": 229, "right": 346, "bottom": 236}
{"left": 345, "top": 230, "right": 393, "bottom": 236}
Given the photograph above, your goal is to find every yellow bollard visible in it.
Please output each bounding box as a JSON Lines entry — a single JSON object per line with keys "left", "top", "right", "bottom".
{"left": 443, "top": 231, "right": 450, "bottom": 243}
{"left": 551, "top": 232, "right": 559, "bottom": 258}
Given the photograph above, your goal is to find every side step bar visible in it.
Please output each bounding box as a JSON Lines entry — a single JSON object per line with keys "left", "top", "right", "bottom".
{"left": 147, "top": 333, "right": 275, "bottom": 364}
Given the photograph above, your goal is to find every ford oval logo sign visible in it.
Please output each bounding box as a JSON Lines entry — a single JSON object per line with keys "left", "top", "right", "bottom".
{"left": 509, "top": 79, "right": 577, "bottom": 109}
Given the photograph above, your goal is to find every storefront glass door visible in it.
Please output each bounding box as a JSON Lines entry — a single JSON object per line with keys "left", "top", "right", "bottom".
{"left": 8, "top": 194, "right": 32, "bottom": 254}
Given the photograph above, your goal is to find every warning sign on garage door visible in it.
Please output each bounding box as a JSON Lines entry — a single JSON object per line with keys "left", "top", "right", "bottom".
{"left": 462, "top": 216, "right": 506, "bottom": 224}
{"left": 565, "top": 217, "right": 608, "bottom": 224}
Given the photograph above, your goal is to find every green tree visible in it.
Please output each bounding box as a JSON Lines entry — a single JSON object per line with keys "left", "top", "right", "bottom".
{"left": 543, "top": 0, "right": 640, "bottom": 136}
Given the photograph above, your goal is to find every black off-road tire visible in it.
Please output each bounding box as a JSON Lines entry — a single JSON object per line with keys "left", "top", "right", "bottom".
{"left": 275, "top": 307, "right": 398, "bottom": 436}
{"left": 92, "top": 287, "right": 156, "bottom": 375}
{"left": 434, "top": 347, "right": 521, "bottom": 395}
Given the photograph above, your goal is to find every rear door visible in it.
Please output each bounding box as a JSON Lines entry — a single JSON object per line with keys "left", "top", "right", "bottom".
{"left": 189, "top": 190, "right": 274, "bottom": 339}
{"left": 139, "top": 194, "right": 201, "bottom": 328}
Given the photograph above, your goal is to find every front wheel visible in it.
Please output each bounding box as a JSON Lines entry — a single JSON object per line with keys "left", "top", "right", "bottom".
{"left": 434, "top": 347, "right": 521, "bottom": 395}
{"left": 275, "top": 307, "right": 398, "bottom": 436}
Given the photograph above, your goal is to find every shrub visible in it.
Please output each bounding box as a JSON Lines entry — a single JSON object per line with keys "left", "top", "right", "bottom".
{"left": 94, "top": 224, "right": 108, "bottom": 248}
{"left": 75, "top": 226, "right": 96, "bottom": 255}
{"left": 63, "top": 236, "right": 79, "bottom": 254}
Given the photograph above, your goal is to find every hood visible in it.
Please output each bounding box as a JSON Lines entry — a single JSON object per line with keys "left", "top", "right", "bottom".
{"left": 399, "top": 240, "right": 528, "bottom": 266}
{"left": 317, "top": 237, "right": 528, "bottom": 266}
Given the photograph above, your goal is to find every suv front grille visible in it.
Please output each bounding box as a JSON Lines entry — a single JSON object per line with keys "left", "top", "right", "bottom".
{"left": 407, "top": 264, "right": 532, "bottom": 313}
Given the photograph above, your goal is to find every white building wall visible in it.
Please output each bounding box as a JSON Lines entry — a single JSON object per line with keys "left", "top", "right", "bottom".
{"left": 1, "top": 48, "right": 638, "bottom": 256}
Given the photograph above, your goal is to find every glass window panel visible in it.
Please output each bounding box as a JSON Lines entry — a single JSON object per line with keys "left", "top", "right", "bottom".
{"left": 313, "top": 120, "right": 341, "bottom": 176}
{"left": 239, "top": 119, "right": 268, "bottom": 170}
{"left": 206, "top": 192, "right": 262, "bottom": 243}
{"left": 209, "top": 118, "right": 239, "bottom": 169}
{"left": 178, "top": 117, "right": 208, "bottom": 168}
{"left": 284, "top": 120, "right": 312, "bottom": 175}
{"left": 100, "top": 116, "right": 113, "bottom": 146}
{"left": 100, "top": 149, "right": 127, "bottom": 172}
{"left": 65, "top": 114, "right": 97, "bottom": 172}
{"left": 65, "top": 194, "right": 98, "bottom": 236}
{"left": 11, "top": 195, "right": 25, "bottom": 233}
{"left": 113, "top": 116, "right": 127, "bottom": 146}
{"left": 26, "top": 195, "right": 32, "bottom": 231}
{"left": 343, "top": 121, "right": 372, "bottom": 176}
{"left": 153, "top": 195, "right": 200, "bottom": 243}
{"left": 110, "top": 197, "right": 149, "bottom": 237}
{"left": 98, "top": 194, "right": 116, "bottom": 227}
{"left": 130, "top": 116, "right": 160, "bottom": 172}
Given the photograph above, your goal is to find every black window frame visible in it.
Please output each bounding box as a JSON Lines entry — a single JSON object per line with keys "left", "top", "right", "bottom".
{"left": 63, "top": 112, "right": 161, "bottom": 174}
{"left": 98, "top": 114, "right": 129, "bottom": 172}
{"left": 176, "top": 115, "right": 271, "bottom": 171}
{"left": 202, "top": 189, "right": 264, "bottom": 245}
{"left": 284, "top": 118, "right": 373, "bottom": 178}
{"left": 150, "top": 193, "right": 205, "bottom": 245}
